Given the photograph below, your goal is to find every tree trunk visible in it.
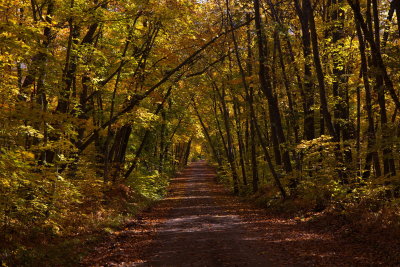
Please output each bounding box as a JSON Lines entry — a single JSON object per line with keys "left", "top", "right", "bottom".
{"left": 253, "top": 0, "right": 292, "bottom": 173}
{"left": 214, "top": 82, "right": 239, "bottom": 194}
{"left": 295, "top": 0, "right": 315, "bottom": 140}
{"left": 305, "top": 0, "right": 336, "bottom": 139}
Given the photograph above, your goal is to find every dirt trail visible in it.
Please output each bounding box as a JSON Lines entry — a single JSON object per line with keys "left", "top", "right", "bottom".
{"left": 136, "top": 161, "right": 272, "bottom": 266}
{"left": 87, "top": 161, "right": 396, "bottom": 266}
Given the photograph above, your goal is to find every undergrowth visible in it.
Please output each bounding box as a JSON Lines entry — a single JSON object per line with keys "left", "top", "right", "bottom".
{"left": 249, "top": 175, "right": 400, "bottom": 246}
{"left": 0, "top": 169, "right": 171, "bottom": 267}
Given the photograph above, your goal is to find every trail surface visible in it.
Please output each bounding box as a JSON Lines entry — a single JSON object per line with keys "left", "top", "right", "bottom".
{"left": 87, "top": 161, "right": 396, "bottom": 266}
{"left": 136, "top": 161, "right": 271, "bottom": 266}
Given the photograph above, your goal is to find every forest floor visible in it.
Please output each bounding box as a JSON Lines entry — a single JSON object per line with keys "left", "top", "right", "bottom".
{"left": 84, "top": 161, "right": 399, "bottom": 266}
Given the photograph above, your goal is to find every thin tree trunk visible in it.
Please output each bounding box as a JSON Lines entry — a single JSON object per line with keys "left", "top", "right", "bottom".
{"left": 355, "top": 13, "right": 381, "bottom": 178}
{"left": 213, "top": 82, "right": 240, "bottom": 194}
{"left": 193, "top": 100, "right": 223, "bottom": 168}
{"left": 305, "top": 0, "right": 336, "bottom": 139}
{"left": 275, "top": 33, "right": 299, "bottom": 143}
{"left": 295, "top": 0, "right": 315, "bottom": 140}
{"left": 253, "top": 0, "right": 292, "bottom": 173}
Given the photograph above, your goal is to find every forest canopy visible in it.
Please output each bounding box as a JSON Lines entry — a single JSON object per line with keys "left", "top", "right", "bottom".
{"left": 1, "top": 0, "right": 400, "bottom": 265}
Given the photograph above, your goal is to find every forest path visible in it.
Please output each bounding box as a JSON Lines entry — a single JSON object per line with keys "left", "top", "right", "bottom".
{"left": 135, "top": 160, "right": 271, "bottom": 266}
{"left": 86, "top": 161, "right": 392, "bottom": 266}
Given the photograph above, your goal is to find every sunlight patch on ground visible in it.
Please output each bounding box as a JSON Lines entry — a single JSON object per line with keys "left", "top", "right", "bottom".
{"left": 164, "top": 195, "right": 213, "bottom": 200}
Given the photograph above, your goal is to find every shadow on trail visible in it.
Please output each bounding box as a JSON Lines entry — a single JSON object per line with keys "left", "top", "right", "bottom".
{"left": 85, "top": 161, "right": 388, "bottom": 266}
{"left": 137, "top": 161, "right": 261, "bottom": 266}
{"left": 136, "top": 161, "right": 380, "bottom": 266}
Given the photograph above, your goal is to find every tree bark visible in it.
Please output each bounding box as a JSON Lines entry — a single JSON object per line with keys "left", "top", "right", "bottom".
{"left": 295, "top": 0, "right": 315, "bottom": 140}
{"left": 305, "top": 0, "right": 336, "bottom": 139}
{"left": 253, "top": 0, "right": 292, "bottom": 173}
